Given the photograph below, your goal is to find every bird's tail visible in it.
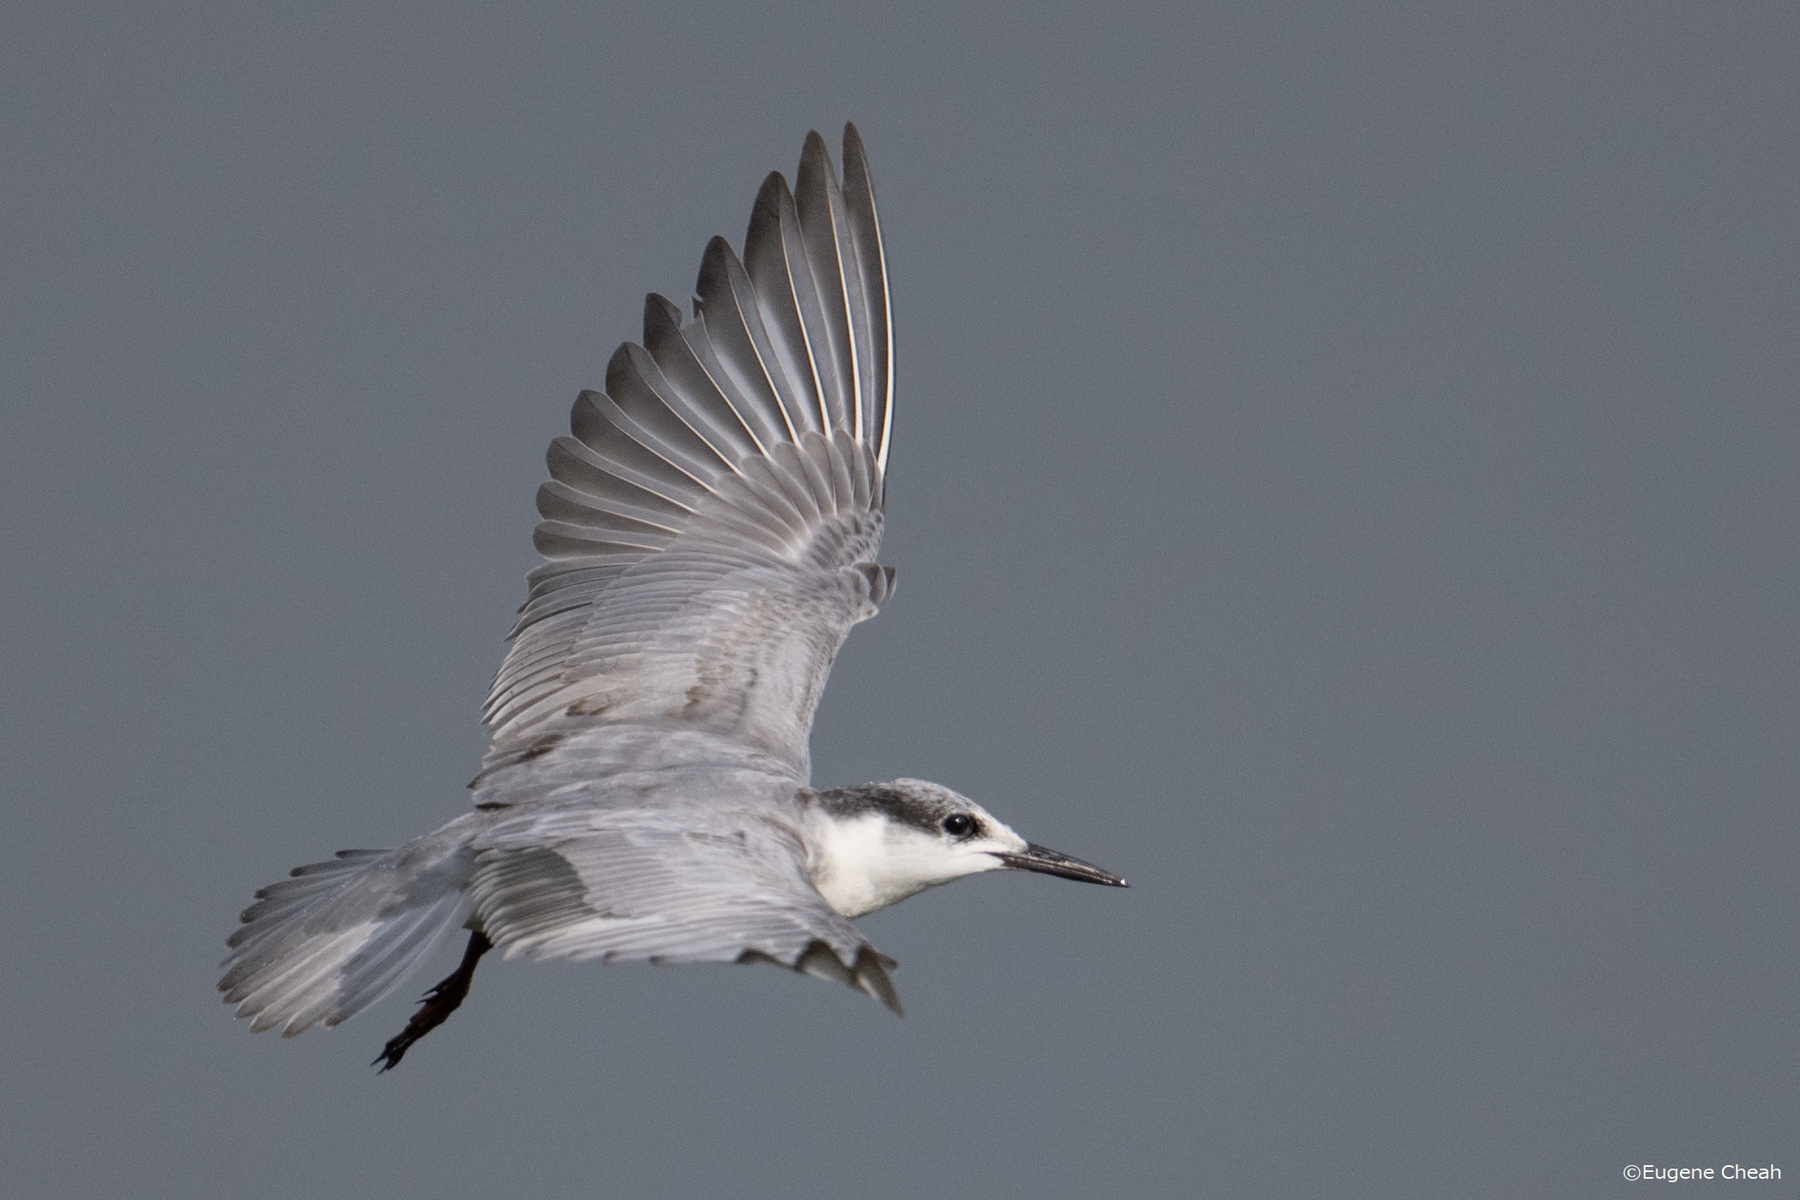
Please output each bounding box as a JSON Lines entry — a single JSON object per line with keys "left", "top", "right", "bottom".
{"left": 219, "top": 821, "right": 479, "bottom": 1036}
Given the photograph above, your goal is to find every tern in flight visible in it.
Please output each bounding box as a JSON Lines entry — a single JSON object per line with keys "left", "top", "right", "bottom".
{"left": 220, "top": 125, "right": 1126, "bottom": 1070}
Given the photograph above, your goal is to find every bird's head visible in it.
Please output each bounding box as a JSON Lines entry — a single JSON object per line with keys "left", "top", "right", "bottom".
{"left": 802, "top": 779, "right": 1127, "bottom": 919}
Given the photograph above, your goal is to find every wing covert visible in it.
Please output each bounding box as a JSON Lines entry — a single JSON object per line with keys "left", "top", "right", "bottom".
{"left": 470, "top": 805, "right": 901, "bottom": 1011}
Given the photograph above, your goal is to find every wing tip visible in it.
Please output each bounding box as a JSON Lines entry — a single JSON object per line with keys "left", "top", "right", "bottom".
{"left": 780, "top": 940, "right": 903, "bottom": 1014}
{"left": 841, "top": 122, "right": 868, "bottom": 174}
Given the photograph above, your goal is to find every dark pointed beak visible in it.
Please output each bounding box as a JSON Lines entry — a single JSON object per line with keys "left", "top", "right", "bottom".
{"left": 996, "top": 843, "right": 1128, "bottom": 888}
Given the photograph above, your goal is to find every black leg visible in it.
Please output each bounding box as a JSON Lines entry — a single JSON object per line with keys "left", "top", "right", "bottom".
{"left": 373, "top": 929, "right": 493, "bottom": 1072}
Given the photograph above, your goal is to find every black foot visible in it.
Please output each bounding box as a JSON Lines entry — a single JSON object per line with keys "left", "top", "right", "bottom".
{"left": 373, "top": 930, "right": 492, "bottom": 1072}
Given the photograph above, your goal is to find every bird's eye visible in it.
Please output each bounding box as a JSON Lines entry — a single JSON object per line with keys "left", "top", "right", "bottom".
{"left": 941, "top": 814, "right": 977, "bottom": 838}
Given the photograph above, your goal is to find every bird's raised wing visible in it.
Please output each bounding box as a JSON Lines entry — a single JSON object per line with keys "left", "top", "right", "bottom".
{"left": 470, "top": 803, "right": 901, "bottom": 1011}
{"left": 480, "top": 125, "right": 893, "bottom": 780}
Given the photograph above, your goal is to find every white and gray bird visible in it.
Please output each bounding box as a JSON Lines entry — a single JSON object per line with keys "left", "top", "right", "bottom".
{"left": 219, "top": 125, "right": 1126, "bottom": 1070}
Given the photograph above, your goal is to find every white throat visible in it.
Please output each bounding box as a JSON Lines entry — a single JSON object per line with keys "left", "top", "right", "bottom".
{"left": 802, "top": 811, "right": 1010, "bottom": 918}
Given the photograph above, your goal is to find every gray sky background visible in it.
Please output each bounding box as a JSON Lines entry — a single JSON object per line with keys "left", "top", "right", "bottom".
{"left": 4, "top": 3, "right": 1795, "bottom": 1198}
